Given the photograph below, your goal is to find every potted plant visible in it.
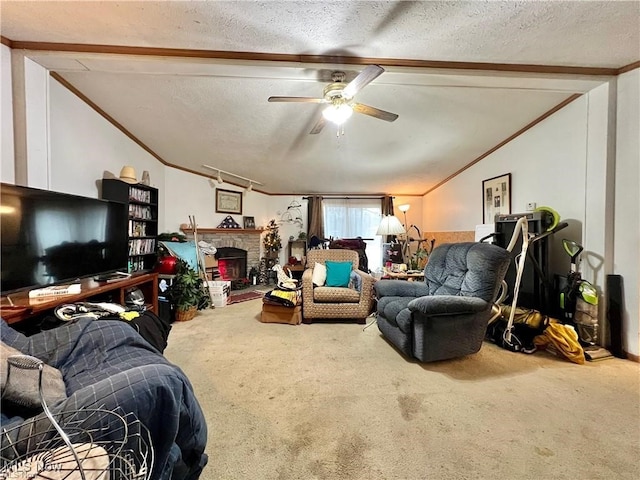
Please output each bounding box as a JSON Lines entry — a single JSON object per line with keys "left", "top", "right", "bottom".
{"left": 168, "top": 259, "right": 210, "bottom": 321}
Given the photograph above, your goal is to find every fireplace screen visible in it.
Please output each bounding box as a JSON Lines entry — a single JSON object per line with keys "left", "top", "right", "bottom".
{"left": 216, "top": 247, "right": 247, "bottom": 281}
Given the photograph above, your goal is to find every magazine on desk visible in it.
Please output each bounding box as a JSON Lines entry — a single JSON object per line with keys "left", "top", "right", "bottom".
{"left": 28, "top": 283, "right": 82, "bottom": 298}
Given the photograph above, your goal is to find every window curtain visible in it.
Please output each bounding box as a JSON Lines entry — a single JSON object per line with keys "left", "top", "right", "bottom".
{"left": 381, "top": 195, "right": 395, "bottom": 243}
{"left": 323, "top": 198, "right": 383, "bottom": 271}
{"left": 307, "top": 195, "right": 324, "bottom": 246}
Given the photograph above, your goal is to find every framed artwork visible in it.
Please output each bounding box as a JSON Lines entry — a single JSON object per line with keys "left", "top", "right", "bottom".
{"left": 482, "top": 173, "right": 511, "bottom": 223}
{"left": 243, "top": 216, "right": 255, "bottom": 229}
{"left": 216, "top": 188, "right": 243, "bottom": 214}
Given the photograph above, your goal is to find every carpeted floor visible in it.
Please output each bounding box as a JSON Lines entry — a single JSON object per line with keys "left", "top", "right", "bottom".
{"left": 164, "top": 298, "right": 640, "bottom": 480}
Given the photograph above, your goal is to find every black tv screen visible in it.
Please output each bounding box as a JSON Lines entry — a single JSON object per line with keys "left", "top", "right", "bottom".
{"left": 1, "top": 183, "right": 128, "bottom": 294}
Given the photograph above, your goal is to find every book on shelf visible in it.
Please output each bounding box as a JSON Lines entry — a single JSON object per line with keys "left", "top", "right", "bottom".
{"left": 28, "top": 283, "right": 82, "bottom": 298}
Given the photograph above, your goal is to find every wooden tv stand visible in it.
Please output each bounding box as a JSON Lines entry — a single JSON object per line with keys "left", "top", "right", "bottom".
{"left": 1, "top": 273, "right": 158, "bottom": 325}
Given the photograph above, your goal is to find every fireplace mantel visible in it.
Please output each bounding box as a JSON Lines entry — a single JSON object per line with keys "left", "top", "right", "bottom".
{"left": 180, "top": 224, "right": 264, "bottom": 235}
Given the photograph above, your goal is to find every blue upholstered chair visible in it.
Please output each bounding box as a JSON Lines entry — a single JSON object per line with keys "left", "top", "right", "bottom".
{"left": 374, "top": 242, "right": 511, "bottom": 362}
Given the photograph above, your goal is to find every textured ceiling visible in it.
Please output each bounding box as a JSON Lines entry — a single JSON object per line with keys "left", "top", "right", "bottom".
{"left": 1, "top": 1, "right": 638, "bottom": 195}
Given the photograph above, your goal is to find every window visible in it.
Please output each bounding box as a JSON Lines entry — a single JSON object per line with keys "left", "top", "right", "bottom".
{"left": 323, "top": 198, "right": 382, "bottom": 271}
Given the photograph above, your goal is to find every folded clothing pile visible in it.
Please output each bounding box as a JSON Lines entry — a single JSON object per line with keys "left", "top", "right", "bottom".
{"left": 263, "top": 289, "right": 302, "bottom": 308}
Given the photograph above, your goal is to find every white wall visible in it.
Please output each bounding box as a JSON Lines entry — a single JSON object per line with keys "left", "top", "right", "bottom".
{"left": 393, "top": 195, "right": 423, "bottom": 232}
{"left": 47, "top": 78, "right": 166, "bottom": 229}
{"left": 48, "top": 78, "right": 304, "bottom": 255}
{"left": 614, "top": 68, "right": 640, "bottom": 357}
{"left": 162, "top": 170, "right": 304, "bottom": 264}
{"left": 1, "top": 44, "right": 15, "bottom": 183}
{"left": 423, "top": 96, "right": 588, "bottom": 276}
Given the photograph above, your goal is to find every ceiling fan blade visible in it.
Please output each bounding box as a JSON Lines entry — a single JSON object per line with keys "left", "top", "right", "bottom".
{"left": 268, "top": 96, "right": 325, "bottom": 103}
{"left": 352, "top": 103, "right": 399, "bottom": 122}
{"left": 342, "top": 65, "right": 384, "bottom": 99}
{"left": 309, "top": 116, "right": 326, "bottom": 134}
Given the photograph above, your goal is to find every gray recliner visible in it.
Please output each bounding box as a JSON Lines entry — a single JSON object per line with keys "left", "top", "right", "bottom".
{"left": 374, "top": 242, "right": 511, "bottom": 362}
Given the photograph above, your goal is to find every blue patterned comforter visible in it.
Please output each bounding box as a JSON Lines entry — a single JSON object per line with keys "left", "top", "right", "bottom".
{"left": 1, "top": 317, "right": 208, "bottom": 480}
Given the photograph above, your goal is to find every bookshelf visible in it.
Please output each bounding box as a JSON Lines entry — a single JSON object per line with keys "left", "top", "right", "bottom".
{"left": 102, "top": 179, "right": 159, "bottom": 273}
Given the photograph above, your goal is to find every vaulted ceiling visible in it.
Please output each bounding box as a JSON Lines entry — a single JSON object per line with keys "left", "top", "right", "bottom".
{"left": 1, "top": 1, "right": 638, "bottom": 195}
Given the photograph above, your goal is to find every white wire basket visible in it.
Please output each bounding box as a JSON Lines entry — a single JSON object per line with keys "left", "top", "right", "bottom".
{"left": 0, "top": 355, "right": 154, "bottom": 480}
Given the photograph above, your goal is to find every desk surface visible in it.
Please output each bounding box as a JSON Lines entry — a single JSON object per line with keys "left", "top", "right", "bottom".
{"left": 1, "top": 273, "right": 158, "bottom": 324}
{"left": 382, "top": 269, "right": 424, "bottom": 280}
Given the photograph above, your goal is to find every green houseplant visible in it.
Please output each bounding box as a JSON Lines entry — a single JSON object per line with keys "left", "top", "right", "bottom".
{"left": 168, "top": 258, "right": 210, "bottom": 321}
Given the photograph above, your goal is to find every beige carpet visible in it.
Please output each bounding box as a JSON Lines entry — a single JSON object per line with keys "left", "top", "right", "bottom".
{"left": 165, "top": 298, "right": 640, "bottom": 480}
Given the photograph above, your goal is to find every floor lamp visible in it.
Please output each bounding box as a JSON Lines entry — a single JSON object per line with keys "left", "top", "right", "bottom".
{"left": 397, "top": 204, "right": 412, "bottom": 264}
{"left": 376, "top": 214, "right": 406, "bottom": 264}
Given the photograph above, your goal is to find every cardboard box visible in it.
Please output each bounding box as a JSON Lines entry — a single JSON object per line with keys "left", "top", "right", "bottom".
{"left": 204, "top": 256, "right": 219, "bottom": 280}
{"left": 204, "top": 256, "right": 219, "bottom": 268}
{"left": 208, "top": 280, "right": 230, "bottom": 307}
{"left": 260, "top": 304, "right": 302, "bottom": 325}
{"left": 211, "top": 294, "right": 227, "bottom": 308}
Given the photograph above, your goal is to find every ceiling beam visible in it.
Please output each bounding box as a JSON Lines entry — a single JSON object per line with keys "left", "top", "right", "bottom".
{"left": 9, "top": 40, "right": 621, "bottom": 76}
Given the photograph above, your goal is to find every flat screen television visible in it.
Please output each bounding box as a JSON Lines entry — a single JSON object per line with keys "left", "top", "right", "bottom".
{"left": 1, "top": 183, "right": 128, "bottom": 295}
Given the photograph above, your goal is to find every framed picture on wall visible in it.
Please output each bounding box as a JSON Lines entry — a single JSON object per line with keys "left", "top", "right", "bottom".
{"left": 216, "top": 188, "right": 243, "bottom": 214}
{"left": 482, "top": 173, "right": 511, "bottom": 223}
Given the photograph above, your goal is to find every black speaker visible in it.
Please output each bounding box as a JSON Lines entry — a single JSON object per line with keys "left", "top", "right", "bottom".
{"left": 607, "top": 274, "right": 624, "bottom": 358}
{"left": 494, "top": 212, "right": 550, "bottom": 314}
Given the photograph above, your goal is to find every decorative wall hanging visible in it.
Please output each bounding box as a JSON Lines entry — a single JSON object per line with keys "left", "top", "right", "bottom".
{"left": 278, "top": 200, "right": 303, "bottom": 227}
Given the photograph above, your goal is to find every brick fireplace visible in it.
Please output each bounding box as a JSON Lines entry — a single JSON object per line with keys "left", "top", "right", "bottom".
{"left": 180, "top": 225, "right": 262, "bottom": 278}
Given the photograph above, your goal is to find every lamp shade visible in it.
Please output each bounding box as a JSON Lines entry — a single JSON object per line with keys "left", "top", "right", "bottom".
{"left": 376, "top": 215, "right": 406, "bottom": 236}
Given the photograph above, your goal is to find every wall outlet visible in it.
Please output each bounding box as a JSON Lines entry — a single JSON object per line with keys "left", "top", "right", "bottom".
{"left": 526, "top": 202, "right": 537, "bottom": 211}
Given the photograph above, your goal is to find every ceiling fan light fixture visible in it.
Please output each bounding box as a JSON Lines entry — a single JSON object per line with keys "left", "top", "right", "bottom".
{"left": 322, "top": 103, "right": 353, "bottom": 126}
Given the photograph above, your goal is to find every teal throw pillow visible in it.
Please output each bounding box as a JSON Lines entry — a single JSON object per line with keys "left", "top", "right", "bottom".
{"left": 325, "top": 261, "right": 352, "bottom": 287}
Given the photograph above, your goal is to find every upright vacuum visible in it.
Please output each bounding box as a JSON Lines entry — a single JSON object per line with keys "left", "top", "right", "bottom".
{"left": 558, "top": 239, "right": 612, "bottom": 361}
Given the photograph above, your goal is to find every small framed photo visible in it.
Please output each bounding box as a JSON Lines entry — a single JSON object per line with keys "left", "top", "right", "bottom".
{"left": 243, "top": 216, "right": 255, "bottom": 229}
{"left": 216, "top": 188, "right": 243, "bottom": 214}
{"left": 482, "top": 173, "right": 511, "bottom": 223}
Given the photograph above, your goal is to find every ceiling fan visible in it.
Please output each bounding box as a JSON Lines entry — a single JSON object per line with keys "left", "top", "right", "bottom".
{"left": 268, "top": 65, "right": 398, "bottom": 134}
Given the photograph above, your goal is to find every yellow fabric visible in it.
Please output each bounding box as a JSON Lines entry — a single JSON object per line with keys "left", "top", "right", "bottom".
{"left": 119, "top": 311, "right": 140, "bottom": 321}
{"left": 269, "top": 289, "right": 301, "bottom": 305}
{"left": 500, "top": 305, "right": 547, "bottom": 329}
{"left": 534, "top": 321, "right": 585, "bottom": 364}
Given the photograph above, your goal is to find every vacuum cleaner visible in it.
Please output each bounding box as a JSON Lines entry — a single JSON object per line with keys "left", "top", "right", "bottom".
{"left": 559, "top": 239, "right": 612, "bottom": 361}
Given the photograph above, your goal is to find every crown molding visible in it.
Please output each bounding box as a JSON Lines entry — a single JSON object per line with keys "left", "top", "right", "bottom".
{"left": 8, "top": 39, "right": 620, "bottom": 76}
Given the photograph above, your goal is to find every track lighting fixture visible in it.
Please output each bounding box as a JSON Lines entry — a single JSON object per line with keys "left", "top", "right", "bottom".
{"left": 202, "top": 165, "right": 263, "bottom": 190}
